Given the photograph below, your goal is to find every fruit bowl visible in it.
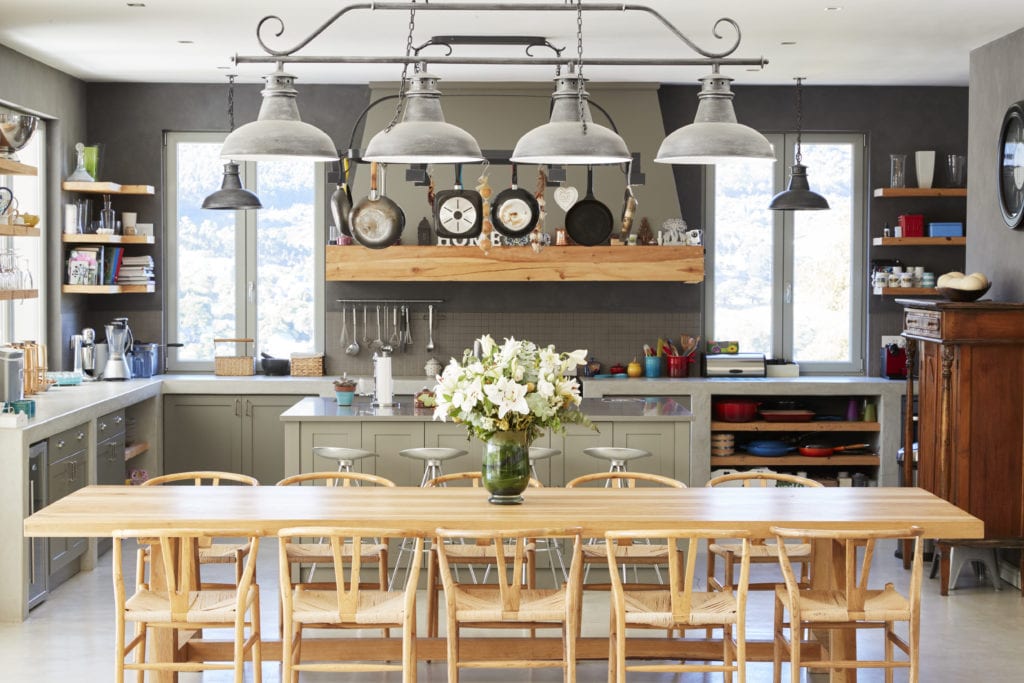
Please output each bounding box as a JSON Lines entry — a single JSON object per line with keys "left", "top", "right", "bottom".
{"left": 936, "top": 283, "right": 991, "bottom": 302}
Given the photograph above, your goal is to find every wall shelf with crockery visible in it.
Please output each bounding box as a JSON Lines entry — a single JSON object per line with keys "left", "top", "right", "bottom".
{"left": 710, "top": 420, "right": 880, "bottom": 432}
{"left": 0, "top": 158, "right": 38, "bottom": 176}
{"left": 62, "top": 284, "right": 155, "bottom": 294}
{"left": 710, "top": 454, "right": 880, "bottom": 467}
{"left": 61, "top": 181, "right": 155, "bottom": 195}
{"left": 874, "top": 287, "right": 940, "bottom": 297}
{"left": 873, "top": 188, "right": 967, "bottom": 198}
{"left": 872, "top": 236, "right": 965, "bottom": 247}
{"left": 0, "top": 225, "right": 41, "bottom": 237}
{"left": 0, "top": 289, "right": 39, "bottom": 301}
{"left": 62, "top": 234, "right": 155, "bottom": 245}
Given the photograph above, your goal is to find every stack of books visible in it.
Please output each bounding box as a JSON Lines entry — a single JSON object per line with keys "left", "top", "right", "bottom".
{"left": 116, "top": 254, "right": 154, "bottom": 285}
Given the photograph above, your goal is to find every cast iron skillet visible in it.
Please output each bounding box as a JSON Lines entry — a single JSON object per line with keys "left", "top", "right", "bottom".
{"left": 349, "top": 161, "right": 404, "bottom": 249}
{"left": 565, "top": 166, "right": 613, "bottom": 246}
{"left": 330, "top": 158, "right": 353, "bottom": 237}
{"left": 491, "top": 163, "right": 540, "bottom": 238}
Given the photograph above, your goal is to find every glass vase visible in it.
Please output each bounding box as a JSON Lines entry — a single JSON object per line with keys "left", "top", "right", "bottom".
{"left": 481, "top": 431, "right": 530, "bottom": 505}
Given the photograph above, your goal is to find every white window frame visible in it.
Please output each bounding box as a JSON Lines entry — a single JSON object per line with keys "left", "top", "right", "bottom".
{"left": 163, "top": 131, "right": 326, "bottom": 372}
{"left": 704, "top": 132, "right": 867, "bottom": 374}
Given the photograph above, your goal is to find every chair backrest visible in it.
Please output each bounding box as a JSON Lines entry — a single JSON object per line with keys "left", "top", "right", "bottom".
{"left": 435, "top": 526, "right": 583, "bottom": 615}
{"left": 771, "top": 526, "right": 924, "bottom": 613}
{"left": 606, "top": 529, "right": 751, "bottom": 620}
{"left": 706, "top": 471, "right": 822, "bottom": 488}
{"left": 565, "top": 471, "right": 686, "bottom": 489}
{"left": 278, "top": 527, "right": 422, "bottom": 614}
{"left": 276, "top": 471, "right": 396, "bottom": 487}
{"left": 426, "top": 471, "right": 543, "bottom": 488}
{"left": 142, "top": 471, "right": 259, "bottom": 487}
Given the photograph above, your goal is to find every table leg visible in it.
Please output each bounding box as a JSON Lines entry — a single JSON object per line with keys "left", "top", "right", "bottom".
{"left": 810, "top": 538, "right": 857, "bottom": 683}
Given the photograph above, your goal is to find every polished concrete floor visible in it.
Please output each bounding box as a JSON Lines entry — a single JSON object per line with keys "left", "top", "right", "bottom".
{"left": 3, "top": 539, "right": 1023, "bottom": 681}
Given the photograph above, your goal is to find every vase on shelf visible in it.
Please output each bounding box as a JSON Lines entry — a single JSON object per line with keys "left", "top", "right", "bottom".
{"left": 481, "top": 430, "right": 530, "bottom": 505}
{"left": 915, "top": 150, "right": 936, "bottom": 189}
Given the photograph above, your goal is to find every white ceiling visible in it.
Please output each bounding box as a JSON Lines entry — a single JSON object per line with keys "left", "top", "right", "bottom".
{"left": 0, "top": 1, "right": 1019, "bottom": 87}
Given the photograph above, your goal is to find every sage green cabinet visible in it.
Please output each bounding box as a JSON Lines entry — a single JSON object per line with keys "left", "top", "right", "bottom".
{"left": 47, "top": 423, "right": 89, "bottom": 580}
{"left": 560, "top": 421, "right": 689, "bottom": 485}
{"left": 361, "top": 423, "right": 426, "bottom": 485}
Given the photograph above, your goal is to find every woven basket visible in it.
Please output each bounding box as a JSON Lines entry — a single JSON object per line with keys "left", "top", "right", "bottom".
{"left": 290, "top": 354, "right": 324, "bottom": 377}
{"left": 213, "top": 338, "right": 254, "bottom": 376}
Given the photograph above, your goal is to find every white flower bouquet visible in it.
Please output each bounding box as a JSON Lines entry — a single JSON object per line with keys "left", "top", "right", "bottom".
{"left": 433, "top": 335, "right": 593, "bottom": 443}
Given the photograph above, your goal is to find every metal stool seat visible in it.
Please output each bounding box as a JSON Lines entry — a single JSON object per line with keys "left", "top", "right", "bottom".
{"left": 528, "top": 447, "right": 568, "bottom": 585}
{"left": 390, "top": 447, "right": 468, "bottom": 589}
{"left": 312, "top": 446, "right": 378, "bottom": 472}
{"left": 583, "top": 447, "right": 652, "bottom": 474}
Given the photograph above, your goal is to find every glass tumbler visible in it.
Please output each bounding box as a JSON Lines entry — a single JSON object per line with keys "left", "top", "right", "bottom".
{"left": 890, "top": 154, "right": 907, "bottom": 188}
{"left": 947, "top": 154, "right": 966, "bottom": 187}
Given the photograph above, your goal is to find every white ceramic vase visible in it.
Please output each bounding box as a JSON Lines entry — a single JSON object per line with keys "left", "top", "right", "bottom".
{"left": 915, "top": 150, "right": 936, "bottom": 189}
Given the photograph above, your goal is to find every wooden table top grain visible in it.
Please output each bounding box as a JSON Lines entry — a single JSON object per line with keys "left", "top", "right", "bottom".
{"left": 24, "top": 485, "right": 984, "bottom": 540}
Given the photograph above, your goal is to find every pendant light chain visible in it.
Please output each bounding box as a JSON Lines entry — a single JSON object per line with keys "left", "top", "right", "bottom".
{"left": 385, "top": 0, "right": 417, "bottom": 134}
{"left": 227, "top": 74, "right": 236, "bottom": 132}
{"left": 794, "top": 76, "right": 804, "bottom": 165}
{"left": 575, "top": 0, "right": 587, "bottom": 135}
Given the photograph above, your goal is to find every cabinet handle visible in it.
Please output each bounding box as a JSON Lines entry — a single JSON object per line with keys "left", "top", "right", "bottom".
{"left": 245, "top": 399, "right": 252, "bottom": 417}
{"left": 56, "top": 439, "right": 65, "bottom": 449}
{"left": 114, "top": 415, "right": 123, "bottom": 424}
{"left": 77, "top": 431, "right": 85, "bottom": 441}
{"left": 99, "top": 422, "right": 106, "bottom": 432}
{"left": 28, "top": 480, "right": 36, "bottom": 582}
{"left": 235, "top": 398, "right": 242, "bottom": 417}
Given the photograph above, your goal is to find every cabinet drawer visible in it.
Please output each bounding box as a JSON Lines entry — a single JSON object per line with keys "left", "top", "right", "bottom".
{"left": 97, "top": 408, "right": 126, "bottom": 437}
{"left": 48, "top": 423, "right": 88, "bottom": 458}
{"left": 904, "top": 309, "right": 941, "bottom": 339}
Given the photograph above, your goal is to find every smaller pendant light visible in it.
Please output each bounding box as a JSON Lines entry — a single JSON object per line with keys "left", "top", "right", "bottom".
{"left": 769, "top": 78, "right": 830, "bottom": 211}
{"left": 204, "top": 75, "right": 262, "bottom": 210}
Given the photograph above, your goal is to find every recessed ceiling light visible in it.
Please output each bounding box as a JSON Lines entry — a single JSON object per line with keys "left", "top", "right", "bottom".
{"left": 780, "top": 41, "right": 797, "bottom": 46}
{"left": 126, "top": 2, "right": 145, "bottom": 7}
{"left": 177, "top": 40, "right": 194, "bottom": 45}
{"left": 825, "top": 6, "right": 843, "bottom": 11}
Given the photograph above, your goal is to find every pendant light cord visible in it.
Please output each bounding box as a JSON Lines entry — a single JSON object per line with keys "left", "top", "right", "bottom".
{"left": 575, "top": 0, "right": 587, "bottom": 135}
{"left": 385, "top": 0, "right": 418, "bottom": 134}
{"left": 794, "top": 76, "right": 804, "bottom": 165}
{"left": 227, "top": 74, "right": 236, "bottom": 132}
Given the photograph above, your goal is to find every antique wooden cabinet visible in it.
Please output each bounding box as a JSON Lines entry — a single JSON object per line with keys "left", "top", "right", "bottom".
{"left": 899, "top": 299, "right": 1024, "bottom": 592}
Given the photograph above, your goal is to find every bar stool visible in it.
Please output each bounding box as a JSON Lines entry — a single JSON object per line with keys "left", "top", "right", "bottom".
{"left": 582, "top": 446, "right": 652, "bottom": 479}
{"left": 389, "top": 447, "right": 468, "bottom": 589}
{"left": 529, "top": 447, "right": 568, "bottom": 585}
{"left": 311, "top": 446, "right": 378, "bottom": 474}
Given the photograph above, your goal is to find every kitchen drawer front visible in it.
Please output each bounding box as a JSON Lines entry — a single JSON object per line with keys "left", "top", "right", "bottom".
{"left": 97, "top": 408, "right": 126, "bottom": 438}
{"left": 904, "top": 309, "right": 941, "bottom": 339}
{"left": 47, "top": 423, "right": 88, "bottom": 459}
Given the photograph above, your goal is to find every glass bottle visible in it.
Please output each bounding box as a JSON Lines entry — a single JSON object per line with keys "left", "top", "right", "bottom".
{"left": 100, "top": 194, "right": 116, "bottom": 234}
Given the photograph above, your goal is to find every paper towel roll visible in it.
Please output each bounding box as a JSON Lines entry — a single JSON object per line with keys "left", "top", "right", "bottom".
{"left": 374, "top": 355, "right": 394, "bottom": 407}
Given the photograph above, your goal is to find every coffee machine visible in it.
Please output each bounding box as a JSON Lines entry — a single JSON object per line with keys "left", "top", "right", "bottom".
{"left": 103, "top": 318, "right": 133, "bottom": 381}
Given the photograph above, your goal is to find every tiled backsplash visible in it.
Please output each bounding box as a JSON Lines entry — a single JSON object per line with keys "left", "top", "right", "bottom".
{"left": 325, "top": 310, "right": 702, "bottom": 379}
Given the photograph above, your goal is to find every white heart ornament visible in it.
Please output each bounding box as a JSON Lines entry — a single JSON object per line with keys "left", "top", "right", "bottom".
{"left": 553, "top": 186, "right": 579, "bottom": 212}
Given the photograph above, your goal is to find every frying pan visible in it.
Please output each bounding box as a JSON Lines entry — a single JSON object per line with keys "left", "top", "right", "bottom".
{"left": 619, "top": 185, "right": 638, "bottom": 243}
{"left": 565, "top": 166, "right": 613, "bottom": 246}
{"left": 434, "top": 164, "right": 483, "bottom": 239}
{"left": 491, "top": 164, "right": 539, "bottom": 238}
{"left": 798, "top": 443, "right": 873, "bottom": 457}
{"left": 330, "top": 158, "right": 353, "bottom": 236}
{"left": 349, "top": 161, "right": 404, "bottom": 249}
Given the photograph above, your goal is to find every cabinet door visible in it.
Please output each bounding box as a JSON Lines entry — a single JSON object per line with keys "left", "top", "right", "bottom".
{"left": 361, "top": 423, "right": 426, "bottom": 486}
{"left": 298, "top": 423, "right": 364, "bottom": 474}
{"left": 561, "top": 421, "right": 613, "bottom": 485}
{"left": 66, "top": 452, "right": 89, "bottom": 558}
{"left": 242, "top": 395, "right": 303, "bottom": 485}
{"left": 47, "top": 451, "right": 88, "bottom": 572}
{"left": 612, "top": 422, "right": 675, "bottom": 479}
{"left": 423, "top": 423, "right": 480, "bottom": 475}
{"left": 163, "top": 395, "right": 242, "bottom": 475}
{"left": 916, "top": 343, "right": 943, "bottom": 496}
{"left": 96, "top": 433, "right": 126, "bottom": 485}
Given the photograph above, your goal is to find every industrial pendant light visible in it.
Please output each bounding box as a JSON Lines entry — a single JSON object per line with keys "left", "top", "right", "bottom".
{"left": 769, "top": 78, "right": 830, "bottom": 211}
{"left": 363, "top": 71, "right": 482, "bottom": 164}
{"left": 220, "top": 62, "right": 337, "bottom": 161}
{"left": 204, "top": 75, "right": 262, "bottom": 210}
{"left": 511, "top": 0, "right": 630, "bottom": 165}
{"left": 655, "top": 66, "right": 775, "bottom": 165}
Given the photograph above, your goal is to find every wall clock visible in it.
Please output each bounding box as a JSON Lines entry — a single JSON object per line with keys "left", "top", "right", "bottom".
{"left": 998, "top": 100, "right": 1024, "bottom": 229}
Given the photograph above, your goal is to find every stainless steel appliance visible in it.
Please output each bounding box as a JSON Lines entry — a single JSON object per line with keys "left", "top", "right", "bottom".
{"left": 702, "top": 353, "right": 767, "bottom": 377}
{"left": 0, "top": 346, "right": 25, "bottom": 403}
{"left": 103, "top": 318, "right": 133, "bottom": 381}
{"left": 81, "top": 327, "right": 100, "bottom": 380}
{"left": 28, "top": 440, "right": 48, "bottom": 609}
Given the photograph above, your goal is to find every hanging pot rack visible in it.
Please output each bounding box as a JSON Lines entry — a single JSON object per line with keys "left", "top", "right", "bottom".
{"left": 233, "top": 1, "right": 768, "bottom": 72}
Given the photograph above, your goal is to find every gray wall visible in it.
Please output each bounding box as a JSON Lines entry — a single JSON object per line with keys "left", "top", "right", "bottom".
{"left": 967, "top": 26, "right": 1024, "bottom": 299}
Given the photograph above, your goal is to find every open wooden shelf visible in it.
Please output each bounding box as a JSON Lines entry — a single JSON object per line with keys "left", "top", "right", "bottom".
{"left": 124, "top": 442, "right": 149, "bottom": 462}
{"left": 873, "top": 188, "right": 967, "bottom": 198}
{"left": 326, "top": 245, "right": 705, "bottom": 282}
{"left": 0, "top": 289, "right": 38, "bottom": 301}
{"left": 62, "top": 284, "right": 155, "bottom": 294}
{"left": 62, "top": 181, "right": 155, "bottom": 195}
{"left": 711, "top": 454, "right": 881, "bottom": 467}
{"left": 62, "top": 233, "right": 155, "bottom": 245}
{"left": 0, "top": 224, "right": 41, "bottom": 237}
{"left": 711, "top": 420, "right": 880, "bottom": 432}
{"left": 0, "top": 158, "right": 38, "bottom": 176}
{"left": 872, "top": 236, "right": 965, "bottom": 246}
{"left": 874, "top": 287, "right": 940, "bottom": 297}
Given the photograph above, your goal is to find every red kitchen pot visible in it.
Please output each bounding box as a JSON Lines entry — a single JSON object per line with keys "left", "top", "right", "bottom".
{"left": 798, "top": 443, "right": 872, "bottom": 457}
{"left": 712, "top": 399, "right": 760, "bottom": 422}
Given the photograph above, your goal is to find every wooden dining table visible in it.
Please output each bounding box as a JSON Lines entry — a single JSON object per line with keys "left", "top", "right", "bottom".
{"left": 24, "top": 484, "right": 983, "bottom": 682}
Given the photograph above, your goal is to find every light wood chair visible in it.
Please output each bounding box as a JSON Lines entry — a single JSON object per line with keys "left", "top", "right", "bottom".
{"left": 606, "top": 528, "right": 751, "bottom": 683}
{"left": 139, "top": 471, "right": 259, "bottom": 584}
{"left": 706, "top": 472, "right": 823, "bottom": 592}
{"left": 566, "top": 471, "right": 687, "bottom": 590}
{"left": 771, "top": 525, "right": 924, "bottom": 683}
{"left": 424, "top": 471, "right": 544, "bottom": 637}
{"left": 434, "top": 526, "right": 583, "bottom": 683}
{"left": 277, "top": 526, "right": 422, "bottom": 682}
{"left": 113, "top": 527, "right": 262, "bottom": 683}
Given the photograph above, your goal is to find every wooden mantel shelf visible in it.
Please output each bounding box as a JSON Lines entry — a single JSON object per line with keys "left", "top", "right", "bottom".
{"left": 326, "top": 245, "right": 705, "bottom": 282}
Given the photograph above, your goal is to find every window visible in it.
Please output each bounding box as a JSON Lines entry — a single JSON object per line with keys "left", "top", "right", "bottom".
{"left": 705, "top": 133, "right": 866, "bottom": 374}
{"left": 164, "top": 132, "right": 325, "bottom": 371}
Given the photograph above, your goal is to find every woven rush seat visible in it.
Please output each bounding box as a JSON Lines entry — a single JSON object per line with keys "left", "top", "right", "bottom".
{"left": 124, "top": 588, "right": 252, "bottom": 623}
{"left": 620, "top": 589, "right": 741, "bottom": 629}
{"left": 774, "top": 585, "right": 911, "bottom": 623}
{"left": 288, "top": 587, "right": 412, "bottom": 625}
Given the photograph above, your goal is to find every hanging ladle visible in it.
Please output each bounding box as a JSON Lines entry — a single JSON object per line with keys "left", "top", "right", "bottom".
{"left": 345, "top": 305, "right": 360, "bottom": 356}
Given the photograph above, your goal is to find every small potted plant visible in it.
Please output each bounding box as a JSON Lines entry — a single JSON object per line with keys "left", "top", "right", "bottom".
{"left": 333, "top": 375, "right": 357, "bottom": 406}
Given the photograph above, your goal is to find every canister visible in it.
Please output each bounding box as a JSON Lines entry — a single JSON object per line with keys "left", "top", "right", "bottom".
{"left": 0, "top": 347, "right": 25, "bottom": 403}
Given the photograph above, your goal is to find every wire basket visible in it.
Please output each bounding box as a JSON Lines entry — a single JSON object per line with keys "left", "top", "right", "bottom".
{"left": 213, "top": 338, "right": 254, "bottom": 376}
{"left": 290, "top": 353, "right": 324, "bottom": 377}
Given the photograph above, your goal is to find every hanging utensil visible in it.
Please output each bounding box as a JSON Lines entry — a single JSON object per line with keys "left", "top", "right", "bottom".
{"left": 403, "top": 305, "right": 413, "bottom": 349}
{"left": 619, "top": 184, "right": 638, "bottom": 243}
{"left": 434, "top": 164, "right": 483, "bottom": 239}
{"left": 350, "top": 161, "right": 405, "bottom": 249}
{"left": 370, "top": 305, "right": 383, "bottom": 352}
{"left": 389, "top": 305, "right": 401, "bottom": 349}
{"left": 330, "top": 157, "right": 353, "bottom": 237}
{"left": 426, "top": 304, "right": 435, "bottom": 352}
{"left": 565, "top": 166, "right": 614, "bottom": 246}
{"left": 338, "top": 304, "right": 349, "bottom": 347}
{"left": 491, "top": 163, "right": 540, "bottom": 238}
{"left": 345, "top": 306, "right": 360, "bottom": 356}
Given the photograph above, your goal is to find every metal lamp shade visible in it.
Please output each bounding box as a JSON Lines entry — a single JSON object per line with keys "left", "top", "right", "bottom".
{"left": 363, "top": 73, "right": 482, "bottom": 164}
{"left": 202, "top": 163, "right": 262, "bottom": 210}
{"left": 769, "top": 164, "right": 830, "bottom": 210}
{"left": 220, "top": 67, "right": 337, "bottom": 162}
{"left": 655, "top": 72, "right": 775, "bottom": 165}
{"left": 511, "top": 74, "right": 631, "bottom": 165}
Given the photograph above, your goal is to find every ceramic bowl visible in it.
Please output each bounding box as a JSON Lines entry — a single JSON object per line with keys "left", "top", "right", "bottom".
{"left": 936, "top": 283, "right": 991, "bottom": 302}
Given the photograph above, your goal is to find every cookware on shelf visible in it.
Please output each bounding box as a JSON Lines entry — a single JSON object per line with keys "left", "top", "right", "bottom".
{"left": 434, "top": 164, "right": 483, "bottom": 239}
{"left": 712, "top": 399, "right": 760, "bottom": 422}
{"left": 745, "top": 440, "right": 796, "bottom": 457}
{"left": 491, "top": 163, "right": 539, "bottom": 238}
{"left": 349, "top": 161, "right": 404, "bottom": 249}
{"left": 759, "top": 409, "right": 816, "bottom": 422}
{"left": 330, "top": 157, "right": 353, "bottom": 236}
{"left": 564, "top": 165, "right": 613, "bottom": 246}
{"left": 797, "top": 443, "right": 873, "bottom": 457}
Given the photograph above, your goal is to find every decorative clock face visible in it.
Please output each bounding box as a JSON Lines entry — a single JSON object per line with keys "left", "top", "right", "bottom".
{"left": 435, "top": 194, "right": 482, "bottom": 237}
{"left": 999, "top": 101, "right": 1024, "bottom": 229}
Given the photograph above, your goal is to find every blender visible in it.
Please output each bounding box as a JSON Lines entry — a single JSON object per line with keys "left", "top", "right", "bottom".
{"left": 103, "top": 318, "right": 133, "bottom": 380}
